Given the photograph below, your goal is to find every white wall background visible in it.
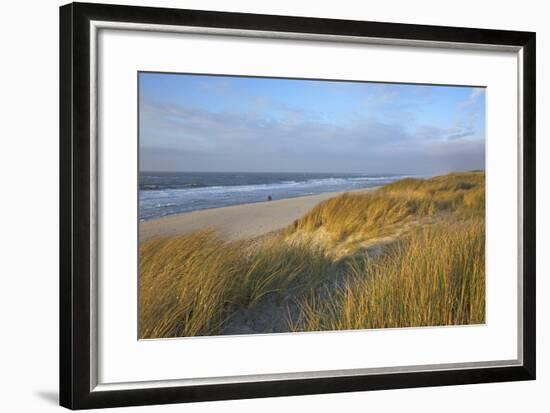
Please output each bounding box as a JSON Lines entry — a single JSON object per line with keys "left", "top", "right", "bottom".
{"left": 0, "top": 0, "right": 546, "bottom": 411}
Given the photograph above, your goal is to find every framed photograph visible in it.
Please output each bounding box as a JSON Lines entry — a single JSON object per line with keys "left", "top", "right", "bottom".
{"left": 60, "top": 2, "right": 536, "bottom": 409}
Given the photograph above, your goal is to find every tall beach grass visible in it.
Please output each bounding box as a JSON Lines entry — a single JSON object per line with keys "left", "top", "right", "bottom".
{"left": 139, "top": 232, "right": 331, "bottom": 338}
{"left": 286, "top": 171, "right": 484, "bottom": 242}
{"left": 292, "top": 219, "right": 485, "bottom": 331}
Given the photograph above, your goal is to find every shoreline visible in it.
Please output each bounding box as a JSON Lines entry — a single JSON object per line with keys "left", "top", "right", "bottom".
{"left": 140, "top": 187, "right": 377, "bottom": 241}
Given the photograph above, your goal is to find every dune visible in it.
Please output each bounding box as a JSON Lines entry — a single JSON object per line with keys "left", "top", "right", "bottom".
{"left": 140, "top": 189, "right": 376, "bottom": 242}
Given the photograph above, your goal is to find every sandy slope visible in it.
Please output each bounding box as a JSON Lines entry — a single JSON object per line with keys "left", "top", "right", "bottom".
{"left": 140, "top": 189, "right": 376, "bottom": 241}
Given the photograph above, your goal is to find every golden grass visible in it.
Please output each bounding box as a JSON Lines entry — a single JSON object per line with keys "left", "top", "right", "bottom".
{"left": 292, "top": 219, "right": 485, "bottom": 331}
{"left": 139, "top": 171, "right": 485, "bottom": 337}
{"left": 139, "top": 231, "right": 331, "bottom": 338}
{"left": 286, "top": 171, "right": 484, "bottom": 242}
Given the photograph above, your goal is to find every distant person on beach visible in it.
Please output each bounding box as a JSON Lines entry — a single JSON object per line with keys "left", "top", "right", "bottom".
{"left": 267, "top": 195, "right": 272, "bottom": 201}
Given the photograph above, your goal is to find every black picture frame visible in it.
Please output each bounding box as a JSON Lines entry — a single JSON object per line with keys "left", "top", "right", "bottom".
{"left": 60, "top": 2, "right": 536, "bottom": 410}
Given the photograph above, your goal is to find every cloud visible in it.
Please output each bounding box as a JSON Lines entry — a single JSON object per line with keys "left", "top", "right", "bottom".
{"left": 459, "top": 87, "right": 485, "bottom": 110}
{"left": 470, "top": 88, "right": 484, "bottom": 99}
{"left": 140, "top": 95, "right": 484, "bottom": 174}
{"left": 446, "top": 129, "right": 475, "bottom": 140}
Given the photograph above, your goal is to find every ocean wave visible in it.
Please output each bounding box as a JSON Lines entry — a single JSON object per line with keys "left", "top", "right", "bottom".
{"left": 141, "top": 176, "right": 407, "bottom": 196}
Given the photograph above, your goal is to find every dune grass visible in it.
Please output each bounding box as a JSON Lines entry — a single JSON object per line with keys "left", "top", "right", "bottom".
{"left": 139, "top": 171, "right": 485, "bottom": 338}
{"left": 291, "top": 219, "right": 485, "bottom": 331}
{"left": 286, "top": 171, "right": 484, "bottom": 242}
{"left": 139, "top": 231, "right": 331, "bottom": 338}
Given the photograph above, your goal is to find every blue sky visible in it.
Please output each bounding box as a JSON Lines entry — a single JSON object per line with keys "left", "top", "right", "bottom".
{"left": 139, "top": 72, "right": 485, "bottom": 174}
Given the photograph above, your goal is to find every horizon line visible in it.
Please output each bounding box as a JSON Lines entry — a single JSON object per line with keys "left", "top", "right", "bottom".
{"left": 139, "top": 170, "right": 418, "bottom": 175}
{"left": 139, "top": 169, "right": 484, "bottom": 175}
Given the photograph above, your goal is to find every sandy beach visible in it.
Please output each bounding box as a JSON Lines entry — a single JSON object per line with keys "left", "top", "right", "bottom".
{"left": 140, "top": 188, "right": 375, "bottom": 241}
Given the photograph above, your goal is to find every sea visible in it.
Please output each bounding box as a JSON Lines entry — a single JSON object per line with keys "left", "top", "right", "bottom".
{"left": 139, "top": 172, "right": 411, "bottom": 221}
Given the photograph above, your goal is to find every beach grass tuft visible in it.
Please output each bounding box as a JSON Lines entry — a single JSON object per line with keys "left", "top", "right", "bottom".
{"left": 139, "top": 231, "right": 331, "bottom": 338}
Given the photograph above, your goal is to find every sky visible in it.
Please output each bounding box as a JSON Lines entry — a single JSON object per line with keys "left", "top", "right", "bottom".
{"left": 139, "top": 72, "right": 485, "bottom": 175}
